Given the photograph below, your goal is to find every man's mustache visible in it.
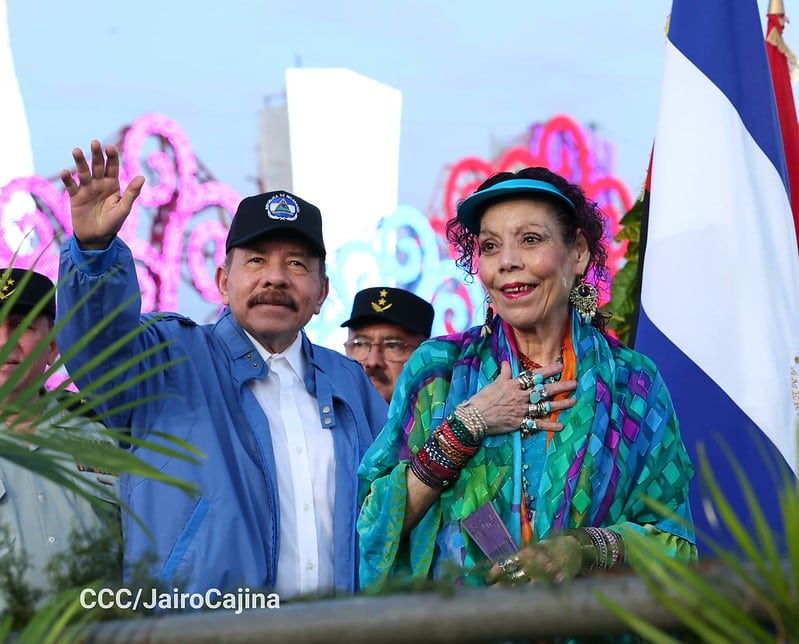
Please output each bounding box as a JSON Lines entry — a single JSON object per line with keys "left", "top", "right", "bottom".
{"left": 365, "top": 367, "right": 391, "bottom": 385}
{"left": 247, "top": 291, "right": 298, "bottom": 311}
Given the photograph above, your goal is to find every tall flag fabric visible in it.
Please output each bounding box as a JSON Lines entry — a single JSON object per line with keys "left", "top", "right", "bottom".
{"left": 633, "top": 0, "right": 799, "bottom": 554}
{"left": 766, "top": 0, "right": 799, "bottom": 250}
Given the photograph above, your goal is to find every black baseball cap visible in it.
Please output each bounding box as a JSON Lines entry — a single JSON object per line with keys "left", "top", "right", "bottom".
{"left": 225, "top": 190, "right": 326, "bottom": 257}
{"left": 0, "top": 268, "right": 56, "bottom": 319}
{"left": 341, "top": 287, "right": 434, "bottom": 338}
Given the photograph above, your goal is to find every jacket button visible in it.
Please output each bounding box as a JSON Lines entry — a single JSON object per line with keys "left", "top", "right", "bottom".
{"left": 323, "top": 417, "right": 332, "bottom": 425}
{"left": 322, "top": 405, "right": 331, "bottom": 413}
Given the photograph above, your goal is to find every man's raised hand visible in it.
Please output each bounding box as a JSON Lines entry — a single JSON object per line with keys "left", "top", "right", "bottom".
{"left": 60, "top": 140, "right": 145, "bottom": 250}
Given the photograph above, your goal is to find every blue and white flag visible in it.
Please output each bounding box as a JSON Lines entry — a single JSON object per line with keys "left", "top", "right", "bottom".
{"left": 633, "top": 0, "right": 799, "bottom": 554}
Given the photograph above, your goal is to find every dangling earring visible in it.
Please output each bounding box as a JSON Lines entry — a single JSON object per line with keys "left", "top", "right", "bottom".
{"left": 481, "top": 296, "right": 494, "bottom": 337}
{"left": 569, "top": 277, "right": 598, "bottom": 324}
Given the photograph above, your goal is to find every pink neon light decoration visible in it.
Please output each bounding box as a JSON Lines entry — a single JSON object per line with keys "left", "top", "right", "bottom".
{"left": 435, "top": 113, "right": 632, "bottom": 303}
{"left": 0, "top": 113, "right": 240, "bottom": 312}
{"left": 0, "top": 176, "right": 71, "bottom": 280}
{"left": 0, "top": 111, "right": 632, "bottom": 339}
{"left": 187, "top": 220, "right": 227, "bottom": 304}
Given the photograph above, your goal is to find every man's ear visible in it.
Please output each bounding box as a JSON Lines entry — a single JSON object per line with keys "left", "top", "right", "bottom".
{"left": 314, "top": 276, "right": 330, "bottom": 315}
{"left": 46, "top": 338, "right": 58, "bottom": 366}
{"left": 215, "top": 265, "right": 230, "bottom": 305}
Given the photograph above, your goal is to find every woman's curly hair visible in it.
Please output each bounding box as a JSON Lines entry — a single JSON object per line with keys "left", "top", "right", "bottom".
{"left": 445, "top": 166, "right": 610, "bottom": 331}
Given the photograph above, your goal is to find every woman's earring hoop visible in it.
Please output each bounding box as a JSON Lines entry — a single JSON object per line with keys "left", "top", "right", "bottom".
{"left": 569, "top": 278, "right": 598, "bottom": 324}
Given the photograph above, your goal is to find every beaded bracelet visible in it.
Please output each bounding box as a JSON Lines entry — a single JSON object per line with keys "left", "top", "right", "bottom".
{"left": 454, "top": 401, "right": 488, "bottom": 443}
{"left": 434, "top": 427, "right": 472, "bottom": 468}
{"left": 447, "top": 412, "right": 479, "bottom": 447}
{"left": 605, "top": 529, "right": 625, "bottom": 567}
{"left": 413, "top": 447, "right": 459, "bottom": 490}
{"left": 416, "top": 445, "right": 458, "bottom": 476}
{"left": 409, "top": 408, "right": 490, "bottom": 491}
{"left": 440, "top": 421, "right": 480, "bottom": 458}
{"left": 411, "top": 447, "right": 453, "bottom": 489}
{"left": 410, "top": 453, "right": 447, "bottom": 489}
{"left": 424, "top": 434, "right": 459, "bottom": 471}
{"left": 584, "top": 527, "right": 609, "bottom": 571}
{"left": 567, "top": 527, "right": 626, "bottom": 574}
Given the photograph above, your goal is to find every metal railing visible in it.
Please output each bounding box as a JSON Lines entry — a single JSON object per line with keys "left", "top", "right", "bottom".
{"left": 82, "top": 562, "right": 774, "bottom": 643}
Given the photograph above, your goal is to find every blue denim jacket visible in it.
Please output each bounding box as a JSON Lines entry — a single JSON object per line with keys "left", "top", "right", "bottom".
{"left": 57, "top": 237, "right": 387, "bottom": 594}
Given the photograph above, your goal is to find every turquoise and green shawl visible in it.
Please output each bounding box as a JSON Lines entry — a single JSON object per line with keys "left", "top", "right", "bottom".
{"left": 357, "top": 309, "right": 696, "bottom": 590}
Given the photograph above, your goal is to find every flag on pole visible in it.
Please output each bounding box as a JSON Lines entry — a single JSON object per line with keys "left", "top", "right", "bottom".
{"left": 633, "top": 0, "right": 799, "bottom": 554}
{"left": 766, "top": 0, "right": 799, "bottom": 250}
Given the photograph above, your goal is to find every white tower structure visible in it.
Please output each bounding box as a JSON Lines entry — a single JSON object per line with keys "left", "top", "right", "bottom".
{"left": 0, "top": 0, "right": 36, "bottom": 252}
{"left": 260, "top": 68, "right": 402, "bottom": 257}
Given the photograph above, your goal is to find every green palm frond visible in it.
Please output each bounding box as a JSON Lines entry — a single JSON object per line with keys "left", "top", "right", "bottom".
{"left": 0, "top": 265, "right": 204, "bottom": 632}
{"left": 0, "top": 266, "right": 202, "bottom": 495}
{"left": 611, "top": 530, "right": 777, "bottom": 643}
{"left": 8, "top": 582, "right": 101, "bottom": 644}
{"left": 601, "top": 441, "right": 799, "bottom": 641}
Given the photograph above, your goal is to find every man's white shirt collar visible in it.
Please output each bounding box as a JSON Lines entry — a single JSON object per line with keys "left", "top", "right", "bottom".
{"left": 243, "top": 331, "right": 306, "bottom": 382}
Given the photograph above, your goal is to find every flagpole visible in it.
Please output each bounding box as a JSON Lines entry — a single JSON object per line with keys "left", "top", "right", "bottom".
{"left": 634, "top": 0, "right": 799, "bottom": 555}
{"left": 766, "top": 0, "right": 799, "bottom": 252}
{"left": 768, "top": 0, "right": 785, "bottom": 15}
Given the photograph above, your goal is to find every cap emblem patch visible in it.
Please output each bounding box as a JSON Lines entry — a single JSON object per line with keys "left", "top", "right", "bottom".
{"left": 0, "top": 276, "right": 16, "bottom": 300}
{"left": 265, "top": 193, "right": 299, "bottom": 221}
{"left": 370, "top": 289, "right": 393, "bottom": 313}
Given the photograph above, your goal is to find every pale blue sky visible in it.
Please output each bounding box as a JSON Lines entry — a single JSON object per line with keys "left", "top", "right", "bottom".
{"left": 6, "top": 0, "right": 789, "bottom": 212}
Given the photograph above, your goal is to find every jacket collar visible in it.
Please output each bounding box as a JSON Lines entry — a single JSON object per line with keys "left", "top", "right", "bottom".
{"left": 215, "top": 308, "right": 323, "bottom": 394}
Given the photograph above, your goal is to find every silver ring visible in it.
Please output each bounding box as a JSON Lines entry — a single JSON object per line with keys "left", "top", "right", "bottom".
{"left": 528, "top": 386, "right": 548, "bottom": 404}
{"left": 517, "top": 371, "right": 535, "bottom": 390}
{"left": 520, "top": 415, "right": 537, "bottom": 434}
{"left": 508, "top": 568, "right": 530, "bottom": 582}
{"left": 529, "top": 401, "right": 552, "bottom": 418}
{"left": 498, "top": 554, "right": 522, "bottom": 575}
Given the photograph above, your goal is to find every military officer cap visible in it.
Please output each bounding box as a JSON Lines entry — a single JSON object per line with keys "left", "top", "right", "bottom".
{"left": 0, "top": 268, "right": 56, "bottom": 319}
{"left": 341, "top": 287, "right": 434, "bottom": 338}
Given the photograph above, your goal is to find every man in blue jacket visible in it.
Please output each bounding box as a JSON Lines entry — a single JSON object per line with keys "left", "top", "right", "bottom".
{"left": 56, "top": 140, "right": 387, "bottom": 597}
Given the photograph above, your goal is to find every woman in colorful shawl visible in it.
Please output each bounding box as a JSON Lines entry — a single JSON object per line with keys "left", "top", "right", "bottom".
{"left": 357, "top": 167, "right": 696, "bottom": 590}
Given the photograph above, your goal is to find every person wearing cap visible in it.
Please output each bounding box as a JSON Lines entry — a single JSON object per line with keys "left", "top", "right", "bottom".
{"left": 0, "top": 269, "right": 58, "bottom": 408}
{"left": 0, "top": 268, "right": 118, "bottom": 612}
{"left": 55, "top": 141, "right": 387, "bottom": 598}
{"left": 341, "top": 287, "right": 434, "bottom": 403}
{"left": 357, "top": 166, "right": 695, "bottom": 591}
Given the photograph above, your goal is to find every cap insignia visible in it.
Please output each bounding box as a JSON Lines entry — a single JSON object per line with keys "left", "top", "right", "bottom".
{"left": 265, "top": 193, "right": 299, "bottom": 221}
{"left": 371, "top": 289, "right": 393, "bottom": 313}
{"left": 0, "top": 277, "right": 15, "bottom": 300}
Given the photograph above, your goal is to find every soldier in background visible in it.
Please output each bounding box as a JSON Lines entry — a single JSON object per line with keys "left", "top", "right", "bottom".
{"left": 341, "top": 287, "right": 434, "bottom": 403}
{"left": 0, "top": 268, "right": 118, "bottom": 616}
